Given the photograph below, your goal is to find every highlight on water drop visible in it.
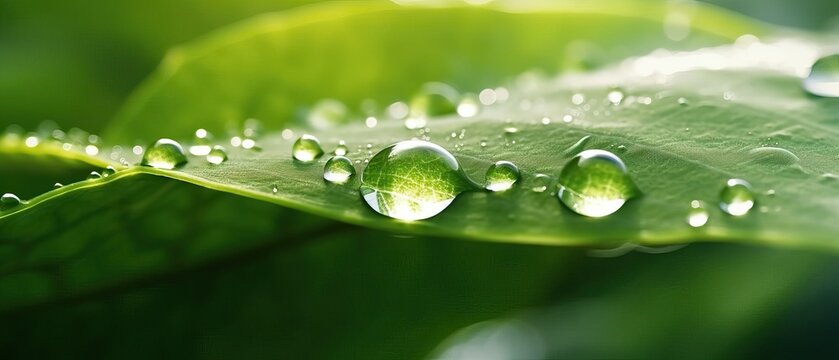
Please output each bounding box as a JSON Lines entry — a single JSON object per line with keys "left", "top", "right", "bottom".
{"left": 323, "top": 156, "right": 356, "bottom": 184}
{"left": 719, "top": 178, "right": 755, "bottom": 216}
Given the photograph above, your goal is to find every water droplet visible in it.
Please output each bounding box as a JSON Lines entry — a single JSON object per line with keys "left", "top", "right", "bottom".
{"left": 189, "top": 128, "right": 213, "bottom": 155}
{"left": 557, "top": 150, "right": 639, "bottom": 217}
{"left": 687, "top": 200, "right": 709, "bottom": 227}
{"left": 457, "top": 96, "right": 480, "bottom": 118}
{"left": 607, "top": 89, "right": 624, "bottom": 105}
{"left": 749, "top": 147, "right": 800, "bottom": 165}
{"left": 308, "top": 99, "right": 348, "bottom": 129}
{"left": 241, "top": 138, "right": 257, "bottom": 150}
{"left": 388, "top": 101, "right": 410, "bottom": 120}
{"left": 230, "top": 136, "right": 242, "bottom": 147}
{"left": 541, "top": 117, "right": 551, "bottom": 125}
{"left": 503, "top": 127, "right": 518, "bottom": 134}
{"left": 101, "top": 166, "right": 116, "bottom": 177}
{"left": 365, "top": 116, "right": 378, "bottom": 128}
{"left": 24, "top": 136, "right": 39, "bottom": 148}
{"left": 360, "top": 140, "right": 477, "bottom": 221}
{"left": 1, "top": 193, "right": 22, "bottom": 210}
{"left": 484, "top": 161, "right": 520, "bottom": 192}
{"left": 292, "top": 134, "right": 324, "bottom": 162}
{"left": 54, "top": 183, "right": 63, "bottom": 188}
{"left": 206, "top": 145, "right": 228, "bottom": 165}
{"left": 141, "top": 138, "right": 188, "bottom": 170}
{"left": 563, "top": 135, "right": 591, "bottom": 155}
{"left": 85, "top": 144, "right": 99, "bottom": 156}
{"left": 719, "top": 178, "right": 755, "bottom": 216}
{"left": 562, "top": 114, "right": 573, "bottom": 123}
{"left": 271, "top": 184, "right": 279, "bottom": 194}
{"left": 87, "top": 171, "right": 102, "bottom": 180}
{"left": 803, "top": 54, "right": 839, "bottom": 97}
{"left": 571, "top": 93, "right": 585, "bottom": 105}
{"left": 677, "top": 97, "right": 689, "bottom": 105}
{"left": 478, "top": 88, "right": 497, "bottom": 105}
{"left": 334, "top": 141, "right": 349, "bottom": 156}
{"left": 531, "top": 174, "right": 552, "bottom": 193}
{"left": 410, "top": 82, "right": 459, "bottom": 118}
{"left": 132, "top": 145, "right": 144, "bottom": 155}
{"left": 323, "top": 156, "right": 356, "bottom": 184}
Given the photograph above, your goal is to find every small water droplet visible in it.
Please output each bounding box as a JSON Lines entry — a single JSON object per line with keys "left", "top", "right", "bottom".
{"left": 323, "top": 156, "right": 356, "bottom": 184}
{"left": 541, "top": 117, "right": 551, "bottom": 125}
{"left": 748, "top": 147, "right": 800, "bottom": 165}
{"left": 101, "top": 165, "right": 116, "bottom": 177}
{"left": 557, "top": 150, "right": 639, "bottom": 217}
{"left": 292, "top": 134, "right": 324, "bottom": 162}
{"left": 141, "top": 138, "right": 188, "bottom": 170}
{"left": 562, "top": 114, "right": 573, "bottom": 123}
{"left": 503, "top": 127, "right": 518, "bottom": 134}
{"left": 189, "top": 128, "right": 213, "bottom": 155}
{"left": 24, "top": 136, "right": 39, "bottom": 148}
{"left": 410, "top": 82, "right": 459, "bottom": 118}
{"left": 687, "top": 200, "right": 709, "bottom": 227}
{"left": 766, "top": 189, "right": 776, "bottom": 197}
{"left": 132, "top": 145, "right": 144, "bottom": 155}
{"left": 719, "top": 178, "right": 755, "bottom": 216}
{"left": 1, "top": 193, "right": 22, "bottom": 210}
{"left": 677, "top": 97, "right": 689, "bottom": 105}
{"left": 360, "top": 140, "right": 477, "bottom": 221}
{"left": 478, "top": 88, "right": 497, "bottom": 105}
{"left": 85, "top": 144, "right": 99, "bottom": 156}
{"left": 271, "top": 184, "right": 279, "bottom": 194}
{"left": 531, "top": 174, "right": 552, "bottom": 193}
{"left": 54, "top": 183, "right": 63, "bottom": 188}
{"left": 607, "top": 89, "right": 624, "bottom": 105}
{"left": 484, "top": 161, "right": 520, "bottom": 192}
{"left": 206, "top": 145, "right": 228, "bottom": 165}
{"left": 87, "top": 171, "right": 102, "bottom": 180}
{"left": 563, "top": 135, "right": 591, "bottom": 155}
{"left": 334, "top": 141, "right": 349, "bottom": 156}
{"left": 241, "top": 138, "right": 257, "bottom": 150}
{"left": 571, "top": 93, "right": 585, "bottom": 105}
{"left": 480, "top": 140, "right": 487, "bottom": 147}
{"left": 457, "top": 96, "right": 480, "bottom": 118}
{"left": 230, "top": 136, "right": 242, "bottom": 147}
{"left": 803, "top": 54, "right": 839, "bottom": 97}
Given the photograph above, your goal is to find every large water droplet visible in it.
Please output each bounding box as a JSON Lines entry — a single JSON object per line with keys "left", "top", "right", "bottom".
{"left": 687, "top": 200, "right": 709, "bottom": 227}
{"left": 557, "top": 150, "right": 639, "bottom": 217}
{"left": 1, "top": 193, "right": 22, "bottom": 210}
{"left": 719, "top": 178, "right": 755, "bottom": 216}
{"left": 360, "top": 140, "right": 477, "bottom": 221}
{"left": 323, "top": 156, "right": 356, "bottom": 184}
{"left": 484, "top": 161, "right": 520, "bottom": 192}
{"left": 292, "top": 134, "right": 324, "bottom": 162}
{"left": 141, "top": 139, "right": 188, "bottom": 170}
{"left": 803, "top": 54, "right": 839, "bottom": 97}
{"left": 206, "top": 145, "right": 228, "bottom": 165}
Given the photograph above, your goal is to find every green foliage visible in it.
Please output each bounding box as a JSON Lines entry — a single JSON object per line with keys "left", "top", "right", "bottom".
{"left": 1, "top": 1, "right": 839, "bottom": 359}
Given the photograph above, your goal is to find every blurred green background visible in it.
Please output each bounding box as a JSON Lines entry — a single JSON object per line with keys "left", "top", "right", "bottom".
{"left": 2, "top": 0, "right": 839, "bottom": 358}
{"left": 2, "top": 0, "right": 838, "bottom": 133}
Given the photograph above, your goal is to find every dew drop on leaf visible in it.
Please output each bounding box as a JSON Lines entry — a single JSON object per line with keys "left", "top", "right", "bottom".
{"left": 0, "top": 193, "right": 22, "bottom": 210}
{"left": 141, "top": 138, "right": 188, "bottom": 170}
{"left": 292, "top": 134, "right": 324, "bottom": 163}
{"left": 607, "top": 89, "right": 624, "bottom": 105}
{"left": 531, "top": 174, "right": 552, "bottom": 193}
{"left": 53, "top": 183, "right": 63, "bottom": 189}
{"left": 557, "top": 150, "right": 639, "bottom": 217}
{"left": 189, "top": 128, "right": 213, "bottom": 156}
{"left": 719, "top": 178, "right": 755, "bottom": 216}
{"left": 334, "top": 141, "right": 349, "bottom": 156}
{"left": 803, "top": 54, "right": 839, "bottom": 97}
{"left": 101, "top": 165, "right": 116, "bottom": 177}
{"left": 206, "top": 145, "right": 228, "bottom": 165}
{"left": 323, "top": 156, "right": 356, "bottom": 184}
{"left": 484, "top": 161, "right": 520, "bottom": 192}
{"left": 87, "top": 171, "right": 102, "bottom": 180}
{"left": 456, "top": 96, "right": 480, "bottom": 118}
{"left": 410, "top": 82, "right": 459, "bottom": 118}
{"left": 687, "top": 200, "right": 709, "bottom": 227}
{"left": 360, "top": 140, "right": 477, "bottom": 221}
